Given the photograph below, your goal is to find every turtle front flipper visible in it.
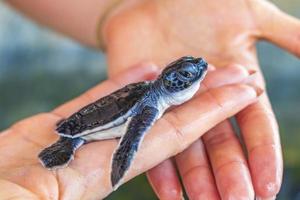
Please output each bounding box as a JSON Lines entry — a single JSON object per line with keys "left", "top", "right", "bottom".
{"left": 111, "top": 106, "right": 159, "bottom": 189}
{"left": 38, "top": 137, "right": 84, "bottom": 169}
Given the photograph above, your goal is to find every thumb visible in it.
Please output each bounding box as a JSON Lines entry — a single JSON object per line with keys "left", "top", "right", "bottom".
{"left": 253, "top": 0, "right": 300, "bottom": 57}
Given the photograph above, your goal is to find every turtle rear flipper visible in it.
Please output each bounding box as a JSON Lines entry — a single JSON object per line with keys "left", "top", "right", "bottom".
{"left": 38, "top": 137, "right": 84, "bottom": 169}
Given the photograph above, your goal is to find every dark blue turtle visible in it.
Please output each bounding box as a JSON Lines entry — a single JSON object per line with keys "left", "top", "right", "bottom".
{"left": 38, "top": 56, "right": 208, "bottom": 189}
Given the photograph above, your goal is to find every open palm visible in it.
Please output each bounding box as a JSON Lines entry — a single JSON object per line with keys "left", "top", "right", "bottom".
{"left": 102, "top": 0, "right": 300, "bottom": 199}
{"left": 0, "top": 64, "right": 259, "bottom": 199}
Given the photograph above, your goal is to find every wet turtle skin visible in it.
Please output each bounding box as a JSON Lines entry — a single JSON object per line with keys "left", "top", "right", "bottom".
{"left": 38, "top": 56, "right": 208, "bottom": 189}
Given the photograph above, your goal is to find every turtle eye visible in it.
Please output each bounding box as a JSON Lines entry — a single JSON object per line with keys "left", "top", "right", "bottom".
{"left": 178, "top": 70, "right": 193, "bottom": 78}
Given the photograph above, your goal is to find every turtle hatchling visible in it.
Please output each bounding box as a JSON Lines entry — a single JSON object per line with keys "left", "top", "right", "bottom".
{"left": 38, "top": 56, "right": 208, "bottom": 188}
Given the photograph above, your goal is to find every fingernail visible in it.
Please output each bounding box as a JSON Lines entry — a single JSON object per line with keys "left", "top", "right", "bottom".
{"left": 255, "top": 195, "right": 277, "bottom": 200}
{"left": 181, "top": 192, "right": 185, "bottom": 200}
{"left": 242, "top": 72, "right": 259, "bottom": 85}
{"left": 207, "top": 64, "right": 216, "bottom": 71}
{"left": 246, "top": 83, "right": 264, "bottom": 96}
{"left": 248, "top": 69, "right": 257, "bottom": 75}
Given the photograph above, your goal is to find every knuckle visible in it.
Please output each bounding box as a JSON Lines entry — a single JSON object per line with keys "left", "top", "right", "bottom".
{"left": 182, "top": 164, "right": 211, "bottom": 180}
{"left": 162, "top": 113, "right": 186, "bottom": 152}
{"left": 215, "top": 160, "right": 247, "bottom": 176}
{"left": 205, "top": 131, "right": 237, "bottom": 148}
{"left": 227, "top": 63, "right": 249, "bottom": 77}
{"left": 237, "top": 104, "right": 277, "bottom": 127}
{"left": 205, "top": 89, "right": 225, "bottom": 111}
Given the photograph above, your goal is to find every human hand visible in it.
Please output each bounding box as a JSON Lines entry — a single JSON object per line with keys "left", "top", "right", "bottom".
{"left": 100, "top": 0, "right": 300, "bottom": 199}
{"left": 0, "top": 64, "right": 260, "bottom": 199}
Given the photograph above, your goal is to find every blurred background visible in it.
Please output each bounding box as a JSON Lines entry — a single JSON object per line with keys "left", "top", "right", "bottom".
{"left": 0, "top": 0, "right": 299, "bottom": 199}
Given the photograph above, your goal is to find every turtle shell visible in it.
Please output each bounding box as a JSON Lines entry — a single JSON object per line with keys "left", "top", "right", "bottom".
{"left": 56, "top": 82, "right": 150, "bottom": 137}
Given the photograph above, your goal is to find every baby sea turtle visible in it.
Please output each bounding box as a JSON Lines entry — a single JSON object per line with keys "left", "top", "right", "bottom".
{"left": 38, "top": 56, "right": 208, "bottom": 188}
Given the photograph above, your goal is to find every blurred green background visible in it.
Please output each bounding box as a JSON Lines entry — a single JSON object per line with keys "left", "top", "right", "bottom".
{"left": 0, "top": 0, "right": 299, "bottom": 199}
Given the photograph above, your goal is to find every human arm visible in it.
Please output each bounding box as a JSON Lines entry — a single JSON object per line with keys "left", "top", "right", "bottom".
{"left": 5, "top": 0, "right": 300, "bottom": 198}
{"left": 5, "top": 0, "right": 122, "bottom": 47}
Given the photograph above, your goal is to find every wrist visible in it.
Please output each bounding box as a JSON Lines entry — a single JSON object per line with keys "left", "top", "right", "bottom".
{"left": 96, "top": 0, "right": 128, "bottom": 50}
{"left": 96, "top": 0, "right": 121, "bottom": 50}
{"left": 96, "top": 0, "right": 145, "bottom": 51}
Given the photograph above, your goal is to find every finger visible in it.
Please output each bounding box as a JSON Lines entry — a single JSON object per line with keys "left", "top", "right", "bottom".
{"left": 236, "top": 95, "right": 283, "bottom": 199}
{"left": 60, "top": 83, "right": 260, "bottom": 199}
{"left": 207, "top": 63, "right": 216, "bottom": 71}
{"left": 146, "top": 64, "right": 254, "bottom": 200}
{"left": 147, "top": 159, "right": 183, "bottom": 200}
{"left": 203, "top": 120, "right": 254, "bottom": 199}
{"left": 199, "top": 63, "right": 255, "bottom": 93}
{"left": 53, "top": 63, "right": 254, "bottom": 118}
{"left": 253, "top": 0, "right": 300, "bottom": 57}
{"left": 49, "top": 63, "right": 251, "bottom": 199}
{"left": 52, "top": 63, "right": 159, "bottom": 117}
{"left": 175, "top": 140, "right": 220, "bottom": 200}
{"left": 47, "top": 63, "right": 258, "bottom": 199}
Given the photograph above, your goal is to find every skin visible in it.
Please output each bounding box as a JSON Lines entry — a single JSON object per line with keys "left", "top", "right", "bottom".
{"left": 4, "top": 0, "right": 300, "bottom": 199}
{"left": 6, "top": 0, "right": 117, "bottom": 47}
{"left": 98, "top": 0, "right": 300, "bottom": 199}
{"left": 0, "top": 64, "right": 260, "bottom": 199}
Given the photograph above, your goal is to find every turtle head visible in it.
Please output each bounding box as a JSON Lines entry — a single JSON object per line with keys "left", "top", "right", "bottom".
{"left": 160, "top": 56, "right": 208, "bottom": 94}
